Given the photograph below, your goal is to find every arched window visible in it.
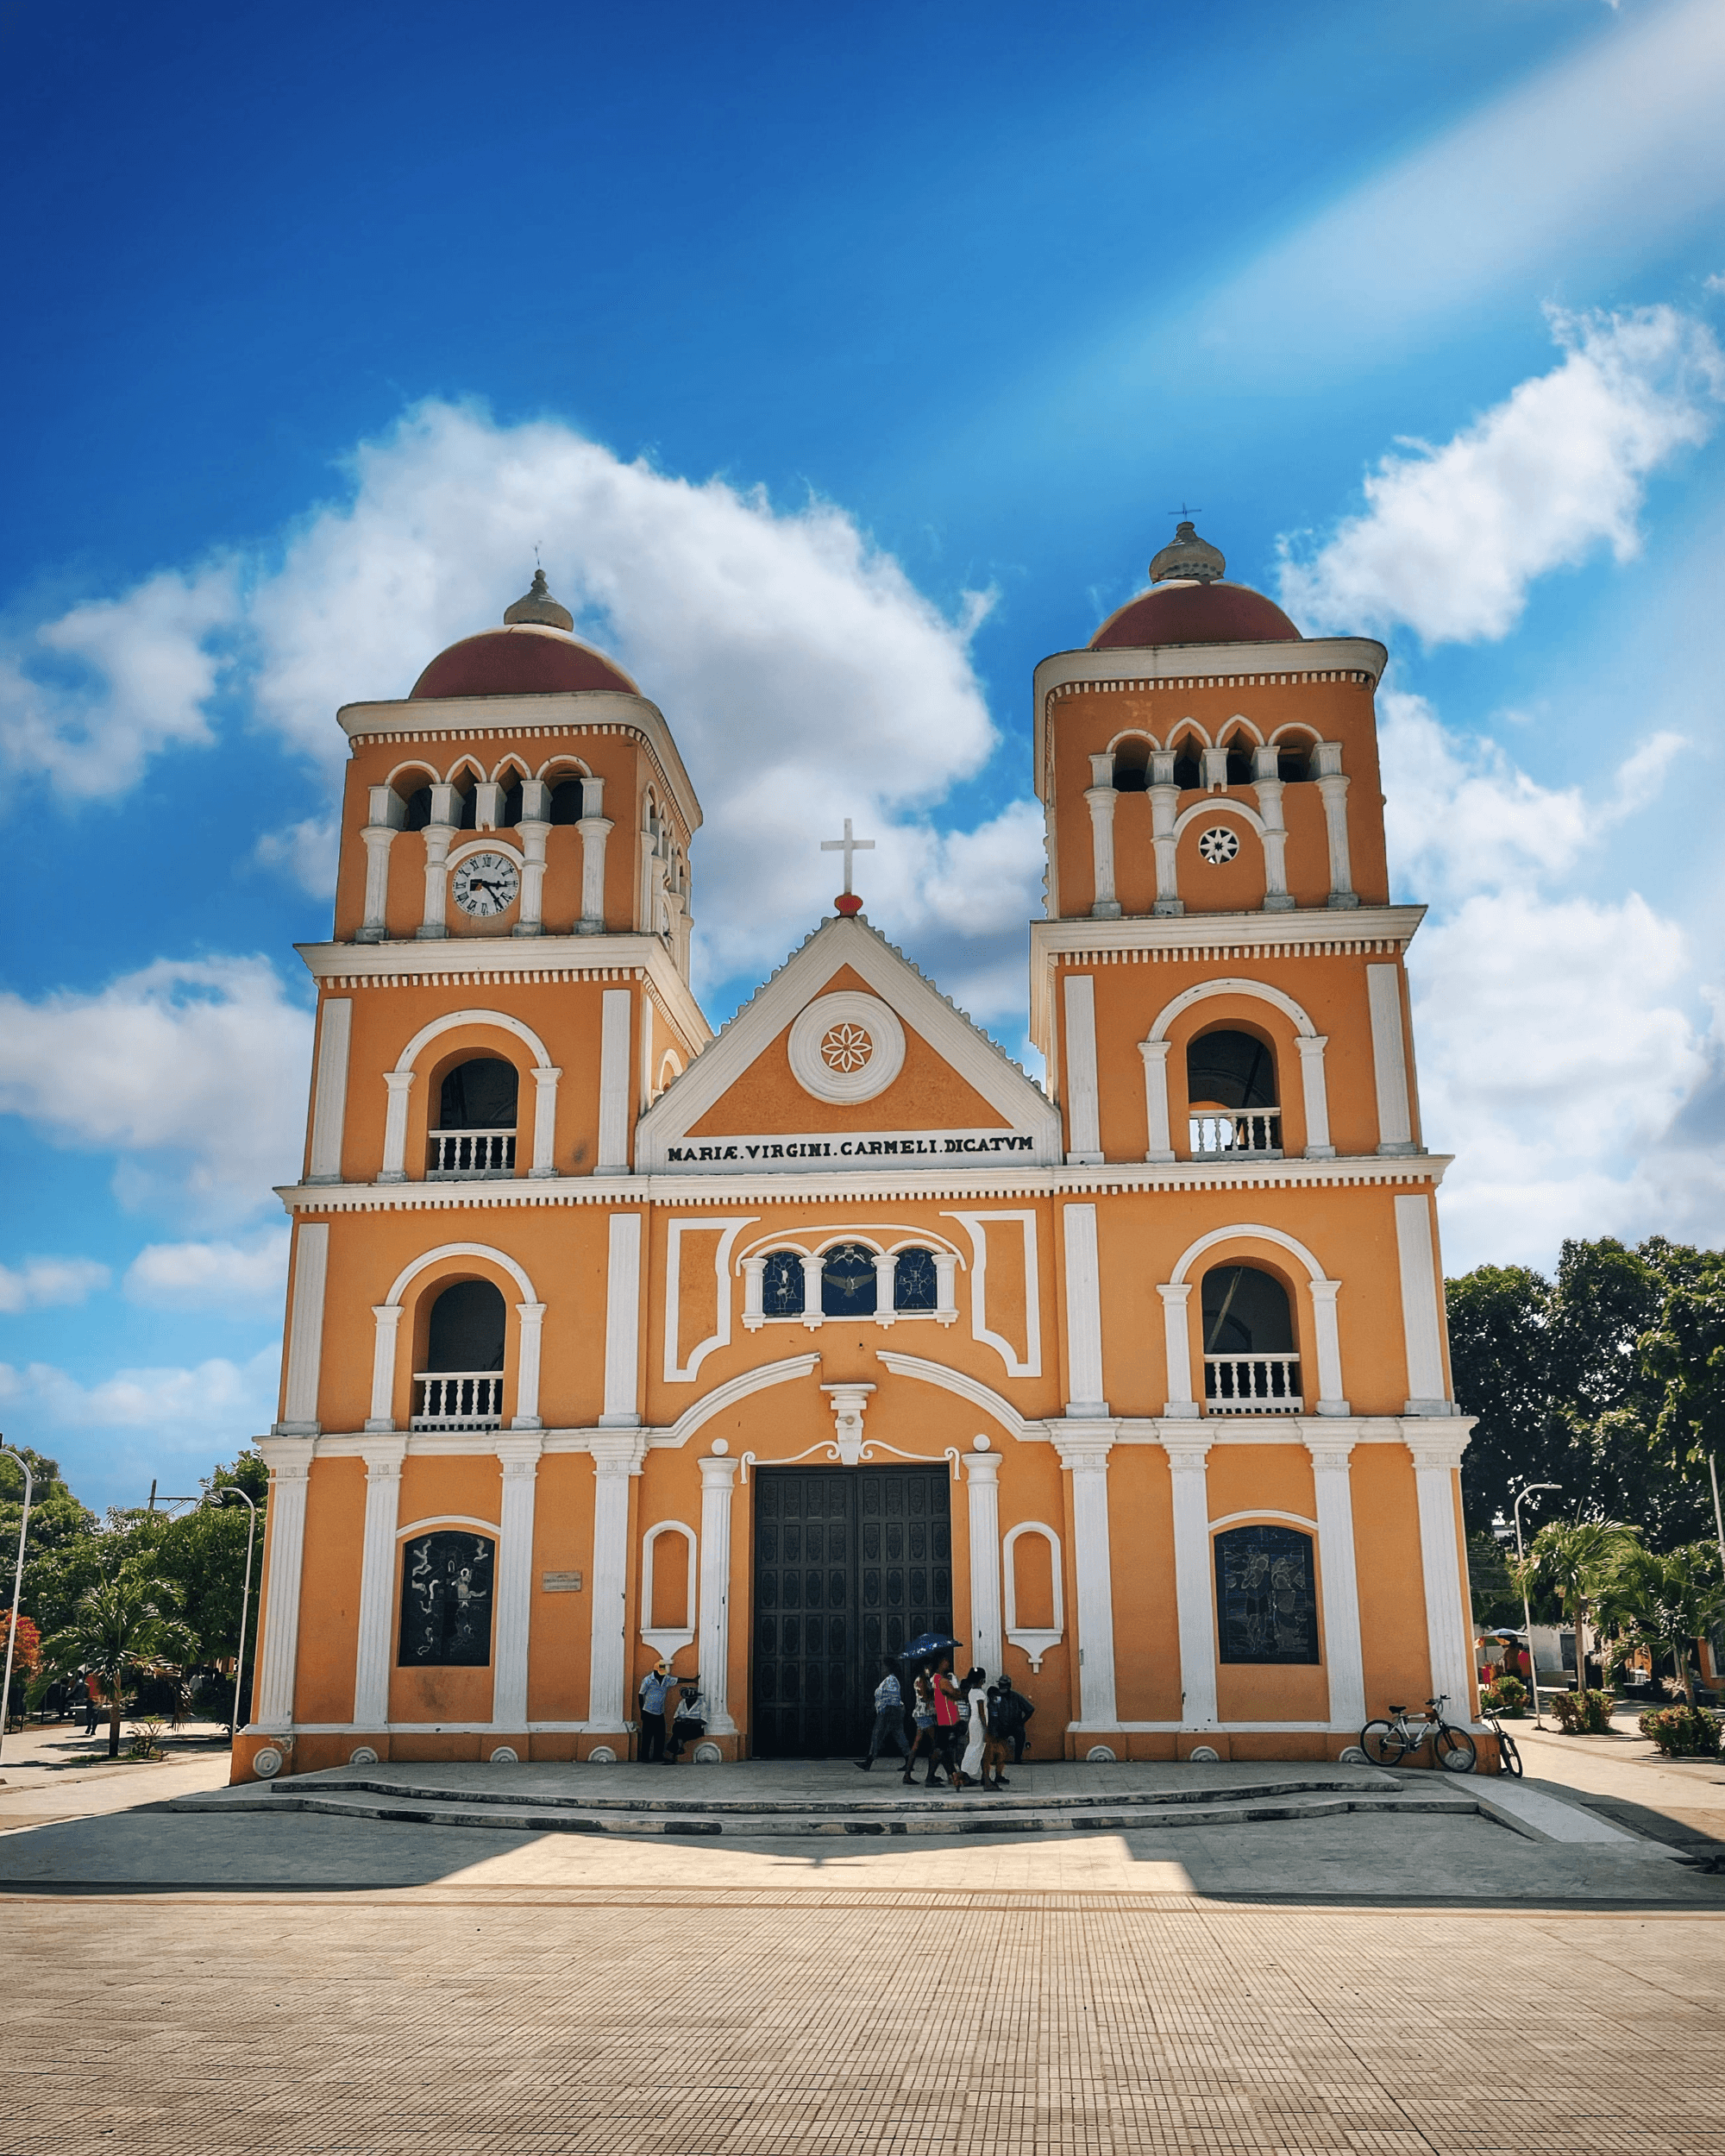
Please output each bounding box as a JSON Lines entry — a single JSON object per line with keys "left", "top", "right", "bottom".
{"left": 893, "top": 1248, "right": 938, "bottom": 1312}
{"left": 1214, "top": 1524, "right": 1318, "bottom": 1663}
{"left": 417, "top": 1279, "right": 507, "bottom": 1429}
{"left": 403, "top": 784, "right": 434, "bottom": 832}
{"left": 1186, "top": 1028, "right": 1279, "bottom": 1154}
{"left": 430, "top": 1058, "right": 518, "bottom": 1177}
{"left": 398, "top": 1529, "right": 495, "bottom": 1666}
{"left": 496, "top": 770, "right": 524, "bottom": 828}
{"left": 1201, "top": 1264, "right": 1300, "bottom": 1412}
{"left": 821, "top": 1242, "right": 878, "bottom": 1317}
{"left": 1112, "top": 739, "right": 1150, "bottom": 792}
{"left": 1222, "top": 736, "right": 1257, "bottom": 788}
{"left": 549, "top": 776, "right": 585, "bottom": 826}
{"left": 1170, "top": 738, "right": 1203, "bottom": 791}
{"left": 452, "top": 773, "right": 480, "bottom": 831}
{"left": 1276, "top": 743, "right": 1313, "bottom": 783}
{"left": 762, "top": 1251, "right": 806, "bottom": 1317}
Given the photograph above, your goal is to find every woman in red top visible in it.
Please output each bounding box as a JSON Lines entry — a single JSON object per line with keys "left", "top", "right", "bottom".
{"left": 931, "top": 1657, "right": 965, "bottom": 1788}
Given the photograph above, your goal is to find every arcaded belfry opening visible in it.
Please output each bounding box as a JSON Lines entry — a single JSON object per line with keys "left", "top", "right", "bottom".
{"left": 1201, "top": 1263, "right": 1301, "bottom": 1413}
{"left": 415, "top": 1278, "right": 508, "bottom": 1430}
{"left": 429, "top": 1056, "right": 519, "bottom": 1178}
{"left": 1186, "top": 1027, "right": 1280, "bottom": 1156}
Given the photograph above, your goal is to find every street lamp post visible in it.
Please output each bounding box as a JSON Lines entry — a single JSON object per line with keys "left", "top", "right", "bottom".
{"left": 210, "top": 1487, "right": 259, "bottom": 1744}
{"left": 0, "top": 1441, "right": 35, "bottom": 1769}
{"left": 1514, "top": 1482, "right": 1562, "bottom": 1728}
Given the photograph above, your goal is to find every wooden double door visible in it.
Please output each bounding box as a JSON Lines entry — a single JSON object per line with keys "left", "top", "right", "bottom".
{"left": 751, "top": 1466, "right": 953, "bottom": 1757}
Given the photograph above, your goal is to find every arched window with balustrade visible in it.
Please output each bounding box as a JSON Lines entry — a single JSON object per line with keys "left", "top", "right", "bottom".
{"left": 429, "top": 1056, "right": 519, "bottom": 1178}
{"left": 1201, "top": 1262, "right": 1300, "bottom": 1412}
{"left": 1186, "top": 1027, "right": 1280, "bottom": 1157}
{"left": 416, "top": 1278, "right": 507, "bottom": 1430}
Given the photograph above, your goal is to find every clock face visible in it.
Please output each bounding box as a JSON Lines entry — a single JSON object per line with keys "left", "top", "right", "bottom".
{"left": 451, "top": 851, "right": 520, "bottom": 919}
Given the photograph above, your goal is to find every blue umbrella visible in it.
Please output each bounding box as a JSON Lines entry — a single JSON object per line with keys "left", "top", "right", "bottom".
{"left": 898, "top": 1631, "right": 963, "bottom": 1664}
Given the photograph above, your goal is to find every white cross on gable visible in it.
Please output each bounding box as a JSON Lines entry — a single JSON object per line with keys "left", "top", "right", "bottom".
{"left": 820, "top": 817, "right": 875, "bottom": 896}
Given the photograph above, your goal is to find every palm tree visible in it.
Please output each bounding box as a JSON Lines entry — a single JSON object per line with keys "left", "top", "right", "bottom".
{"left": 1516, "top": 1519, "right": 1639, "bottom": 1703}
{"left": 32, "top": 1577, "right": 198, "bottom": 1758}
{"left": 1599, "top": 1543, "right": 1725, "bottom": 1704}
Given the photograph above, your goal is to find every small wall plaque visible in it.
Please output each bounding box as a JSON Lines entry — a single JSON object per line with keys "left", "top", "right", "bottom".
{"left": 542, "top": 1570, "right": 584, "bottom": 1592}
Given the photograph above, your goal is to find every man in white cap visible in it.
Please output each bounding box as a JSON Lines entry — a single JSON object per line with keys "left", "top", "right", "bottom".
{"left": 637, "top": 1658, "right": 677, "bottom": 1763}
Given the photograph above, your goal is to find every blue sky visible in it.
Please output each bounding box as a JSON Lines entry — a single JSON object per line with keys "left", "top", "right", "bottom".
{"left": 3, "top": 0, "right": 1723, "bottom": 1507}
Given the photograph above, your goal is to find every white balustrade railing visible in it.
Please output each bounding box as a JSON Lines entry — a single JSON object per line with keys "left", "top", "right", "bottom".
{"left": 1204, "top": 1355, "right": 1302, "bottom": 1413}
{"left": 1189, "top": 1106, "right": 1282, "bottom": 1156}
{"left": 427, "top": 1128, "right": 517, "bottom": 1177}
{"left": 412, "top": 1372, "right": 505, "bottom": 1429}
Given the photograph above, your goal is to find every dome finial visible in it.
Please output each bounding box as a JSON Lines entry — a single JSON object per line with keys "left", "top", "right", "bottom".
{"left": 503, "top": 567, "right": 574, "bottom": 632}
{"left": 1149, "top": 519, "right": 1225, "bottom": 585}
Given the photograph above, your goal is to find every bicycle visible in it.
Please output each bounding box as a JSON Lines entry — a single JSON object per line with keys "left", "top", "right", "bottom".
{"left": 1480, "top": 1708, "right": 1522, "bottom": 1777}
{"left": 1359, "top": 1694, "right": 1477, "bottom": 1773}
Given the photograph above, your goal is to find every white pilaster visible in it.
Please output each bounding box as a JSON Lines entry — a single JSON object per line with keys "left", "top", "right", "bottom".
{"left": 698, "top": 1454, "right": 739, "bottom": 1732}
{"left": 276, "top": 1223, "right": 329, "bottom": 1436}
{"left": 1367, "top": 965, "right": 1416, "bottom": 1154}
{"left": 586, "top": 1430, "right": 643, "bottom": 1731}
{"left": 1139, "top": 1038, "right": 1174, "bottom": 1161}
{"left": 1394, "top": 1195, "right": 1450, "bottom": 1413}
{"left": 1149, "top": 775, "right": 1182, "bottom": 916}
{"left": 366, "top": 1304, "right": 402, "bottom": 1431}
{"left": 358, "top": 823, "right": 397, "bottom": 942}
{"left": 492, "top": 1436, "right": 543, "bottom": 1729}
{"left": 351, "top": 1440, "right": 406, "bottom": 1728}
{"left": 576, "top": 794, "right": 612, "bottom": 935}
{"left": 1315, "top": 752, "right": 1357, "bottom": 908}
{"left": 1062, "top": 974, "right": 1103, "bottom": 1164}
{"left": 1085, "top": 757, "right": 1121, "bottom": 921}
{"left": 253, "top": 1447, "right": 311, "bottom": 1732}
{"left": 1053, "top": 1425, "right": 1117, "bottom": 1726}
{"left": 306, "top": 998, "right": 352, "bottom": 1185}
{"left": 597, "top": 987, "right": 632, "bottom": 1170}
{"left": 417, "top": 824, "right": 455, "bottom": 939}
{"left": 798, "top": 1250, "right": 825, "bottom": 1327}
{"left": 513, "top": 817, "right": 549, "bottom": 938}
{"left": 1157, "top": 1281, "right": 1198, "bottom": 1417}
{"left": 870, "top": 1250, "right": 897, "bottom": 1324}
{"left": 601, "top": 1212, "right": 643, "bottom": 1425}
{"left": 741, "top": 1254, "right": 767, "bottom": 1331}
{"left": 1061, "top": 1203, "right": 1107, "bottom": 1415}
{"left": 1410, "top": 1435, "right": 1475, "bottom": 1716}
{"left": 964, "top": 1449, "right": 1003, "bottom": 1679}
{"left": 512, "top": 1302, "right": 546, "bottom": 1430}
{"left": 379, "top": 1070, "right": 415, "bottom": 1181}
{"left": 1305, "top": 1437, "right": 1366, "bottom": 1731}
{"left": 1294, "top": 1035, "right": 1335, "bottom": 1159}
{"left": 1308, "top": 1279, "right": 1350, "bottom": 1416}
{"left": 1164, "top": 1436, "right": 1218, "bottom": 1728}
{"left": 1253, "top": 751, "right": 1294, "bottom": 912}
{"left": 529, "top": 1064, "right": 561, "bottom": 1177}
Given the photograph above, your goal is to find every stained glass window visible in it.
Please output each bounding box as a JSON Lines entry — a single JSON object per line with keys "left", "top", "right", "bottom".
{"left": 762, "top": 1251, "right": 806, "bottom": 1317}
{"left": 821, "top": 1242, "right": 878, "bottom": 1317}
{"left": 894, "top": 1248, "right": 938, "bottom": 1311}
{"left": 1214, "top": 1524, "right": 1319, "bottom": 1664}
{"left": 398, "top": 1530, "right": 495, "bottom": 1667}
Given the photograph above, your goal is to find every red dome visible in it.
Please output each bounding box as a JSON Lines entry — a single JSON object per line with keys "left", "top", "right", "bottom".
{"left": 1089, "top": 580, "right": 1301, "bottom": 651}
{"left": 411, "top": 622, "right": 640, "bottom": 700}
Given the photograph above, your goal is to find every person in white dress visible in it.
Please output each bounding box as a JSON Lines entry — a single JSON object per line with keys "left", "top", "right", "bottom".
{"left": 954, "top": 1667, "right": 989, "bottom": 1790}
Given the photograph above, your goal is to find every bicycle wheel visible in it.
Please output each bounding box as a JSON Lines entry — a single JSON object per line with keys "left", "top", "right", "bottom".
{"left": 1435, "top": 1724, "right": 1477, "bottom": 1774}
{"left": 1359, "top": 1719, "right": 1407, "bottom": 1767}
{"left": 1496, "top": 1729, "right": 1523, "bottom": 1778}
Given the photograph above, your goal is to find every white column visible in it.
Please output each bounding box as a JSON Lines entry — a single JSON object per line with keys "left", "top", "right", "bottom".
{"left": 1054, "top": 1428, "right": 1117, "bottom": 1727}
{"left": 597, "top": 988, "right": 632, "bottom": 1171}
{"left": 871, "top": 1250, "right": 897, "bottom": 1324}
{"left": 513, "top": 817, "right": 550, "bottom": 938}
{"left": 798, "top": 1250, "right": 825, "bottom": 1328}
{"left": 698, "top": 1453, "right": 738, "bottom": 1732}
{"left": 1367, "top": 965, "right": 1416, "bottom": 1154}
{"left": 1315, "top": 751, "right": 1357, "bottom": 908}
{"left": 1062, "top": 974, "right": 1102, "bottom": 1164}
{"left": 1150, "top": 773, "right": 1182, "bottom": 916}
{"left": 602, "top": 1212, "right": 643, "bottom": 1425}
{"left": 576, "top": 789, "right": 613, "bottom": 935}
{"left": 964, "top": 1449, "right": 1003, "bottom": 1679}
{"left": 1308, "top": 1279, "right": 1349, "bottom": 1416}
{"left": 492, "top": 1436, "right": 543, "bottom": 1730}
{"left": 379, "top": 1070, "right": 415, "bottom": 1181}
{"left": 1139, "top": 1038, "right": 1174, "bottom": 1161}
{"left": 1061, "top": 1203, "right": 1107, "bottom": 1416}
{"left": 512, "top": 1302, "right": 546, "bottom": 1430}
{"left": 1294, "top": 1035, "right": 1335, "bottom": 1159}
{"left": 276, "top": 1223, "right": 329, "bottom": 1436}
{"left": 253, "top": 1447, "right": 311, "bottom": 1732}
{"left": 1158, "top": 1281, "right": 1198, "bottom": 1417}
{"left": 417, "top": 824, "right": 455, "bottom": 938}
{"left": 1394, "top": 1194, "right": 1450, "bottom": 1412}
{"left": 1164, "top": 1436, "right": 1218, "bottom": 1728}
{"left": 1410, "top": 1436, "right": 1475, "bottom": 1716}
{"left": 352, "top": 1440, "right": 406, "bottom": 1729}
{"left": 359, "top": 825, "right": 397, "bottom": 943}
{"left": 1305, "top": 1437, "right": 1366, "bottom": 1731}
{"left": 529, "top": 1064, "right": 561, "bottom": 1178}
{"left": 741, "top": 1254, "right": 767, "bottom": 1331}
{"left": 366, "top": 1304, "right": 402, "bottom": 1431}
{"left": 1254, "top": 751, "right": 1295, "bottom": 912}
{"left": 933, "top": 1250, "right": 958, "bottom": 1323}
{"left": 586, "top": 1431, "right": 641, "bottom": 1731}
{"left": 306, "top": 998, "right": 352, "bottom": 1185}
{"left": 1085, "top": 756, "right": 1120, "bottom": 921}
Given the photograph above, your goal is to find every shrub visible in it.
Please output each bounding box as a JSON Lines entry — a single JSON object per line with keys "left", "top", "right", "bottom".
{"left": 126, "top": 1718, "right": 169, "bottom": 1762}
{"left": 1482, "top": 1675, "right": 1528, "bottom": 1718}
{"left": 1638, "top": 1704, "right": 1723, "bottom": 1758}
{"left": 1548, "top": 1688, "right": 1614, "bottom": 1735}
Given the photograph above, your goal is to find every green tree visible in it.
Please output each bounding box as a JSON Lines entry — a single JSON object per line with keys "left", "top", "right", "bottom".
{"left": 1596, "top": 1542, "right": 1725, "bottom": 1704}
{"left": 32, "top": 1578, "right": 199, "bottom": 1757}
{"left": 1516, "top": 1519, "right": 1640, "bottom": 1700}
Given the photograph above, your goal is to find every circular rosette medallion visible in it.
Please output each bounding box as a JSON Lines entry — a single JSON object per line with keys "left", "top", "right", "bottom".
{"left": 1197, "top": 825, "right": 1242, "bottom": 865}
{"left": 787, "top": 991, "right": 906, "bottom": 1103}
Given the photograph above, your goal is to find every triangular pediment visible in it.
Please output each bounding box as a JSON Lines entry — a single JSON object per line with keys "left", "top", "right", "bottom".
{"left": 637, "top": 917, "right": 1060, "bottom": 1173}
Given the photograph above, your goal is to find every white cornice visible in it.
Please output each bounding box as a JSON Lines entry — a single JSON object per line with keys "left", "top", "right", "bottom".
{"left": 336, "top": 689, "right": 703, "bottom": 833}
{"left": 274, "top": 1151, "right": 1451, "bottom": 1216}
{"left": 295, "top": 932, "right": 712, "bottom": 1052}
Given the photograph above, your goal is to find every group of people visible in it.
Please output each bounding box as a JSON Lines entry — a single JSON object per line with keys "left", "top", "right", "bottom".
{"left": 856, "top": 1656, "right": 1034, "bottom": 1792}
{"left": 636, "top": 1661, "right": 710, "bottom": 1763}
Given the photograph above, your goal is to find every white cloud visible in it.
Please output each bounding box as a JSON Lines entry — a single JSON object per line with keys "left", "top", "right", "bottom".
{"left": 0, "top": 1257, "right": 110, "bottom": 1314}
{"left": 122, "top": 1229, "right": 290, "bottom": 1313}
{"left": 0, "top": 1342, "right": 280, "bottom": 1437}
{"left": 253, "top": 814, "right": 339, "bottom": 898}
{"left": 0, "top": 958, "right": 311, "bottom": 1226}
{"left": 1281, "top": 307, "right": 1725, "bottom": 644}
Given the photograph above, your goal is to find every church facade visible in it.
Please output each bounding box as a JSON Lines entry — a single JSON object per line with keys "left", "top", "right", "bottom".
{"left": 239, "top": 525, "right": 1480, "bottom": 1782}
